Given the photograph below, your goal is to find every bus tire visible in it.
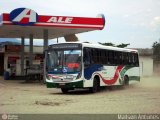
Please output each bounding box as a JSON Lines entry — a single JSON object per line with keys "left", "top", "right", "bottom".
{"left": 61, "top": 88, "right": 69, "bottom": 94}
{"left": 124, "top": 75, "right": 129, "bottom": 85}
{"left": 89, "top": 77, "right": 100, "bottom": 93}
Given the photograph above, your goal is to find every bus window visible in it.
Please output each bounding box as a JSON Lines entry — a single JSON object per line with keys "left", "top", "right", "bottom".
{"left": 101, "top": 50, "right": 106, "bottom": 64}
{"left": 83, "top": 48, "right": 91, "bottom": 66}
{"left": 105, "top": 50, "right": 109, "bottom": 64}
{"left": 122, "top": 52, "right": 128, "bottom": 65}
{"left": 128, "top": 53, "right": 132, "bottom": 65}
{"left": 114, "top": 51, "right": 118, "bottom": 65}
{"left": 95, "top": 49, "right": 100, "bottom": 63}
{"left": 108, "top": 51, "right": 114, "bottom": 65}
{"left": 119, "top": 52, "right": 123, "bottom": 65}
{"left": 91, "top": 49, "right": 96, "bottom": 63}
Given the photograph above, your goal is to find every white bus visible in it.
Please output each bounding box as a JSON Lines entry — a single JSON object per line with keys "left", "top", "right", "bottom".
{"left": 45, "top": 42, "right": 140, "bottom": 93}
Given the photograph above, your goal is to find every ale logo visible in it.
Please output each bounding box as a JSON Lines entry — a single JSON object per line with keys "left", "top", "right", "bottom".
{"left": 9, "top": 8, "right": 38, "bottom": 26}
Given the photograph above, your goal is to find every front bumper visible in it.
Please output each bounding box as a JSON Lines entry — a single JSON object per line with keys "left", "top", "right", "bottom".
{"left": 46, "top": 80, "right": 83, "bottom": 88}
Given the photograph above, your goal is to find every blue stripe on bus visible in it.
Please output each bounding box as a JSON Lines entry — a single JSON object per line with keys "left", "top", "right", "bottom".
{"left": 84, "top": 64, "right": 103, "bottom": 80}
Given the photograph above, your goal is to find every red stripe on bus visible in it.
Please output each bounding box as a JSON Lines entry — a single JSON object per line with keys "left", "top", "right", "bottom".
{"left": 97, "top": 65, "right": 123, "bottom": 85}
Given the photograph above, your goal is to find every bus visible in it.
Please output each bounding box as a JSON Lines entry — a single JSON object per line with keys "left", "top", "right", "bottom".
{"left": 45, "top": 42, "right": 140, "bottom": 93}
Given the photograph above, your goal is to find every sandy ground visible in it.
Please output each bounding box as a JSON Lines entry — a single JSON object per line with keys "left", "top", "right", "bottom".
{"left": 0, "top": 76, "right": 160, "bottom": 114}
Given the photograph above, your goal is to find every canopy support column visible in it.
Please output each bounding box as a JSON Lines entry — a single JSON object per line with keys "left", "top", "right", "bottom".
{"left": 29, "top": 34, "right": 33, "bottom": 66}
{"left": 21, "top": 37, "right": 25, "bottom": 76}
{"left": 43, "top": 29, "right": 48, "bottom": 82}
{"left": 43, "top": 29, "right": 48, "bottom": 51}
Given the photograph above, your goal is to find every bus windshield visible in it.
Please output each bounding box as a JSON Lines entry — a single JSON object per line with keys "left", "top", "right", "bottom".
{"left": 47, "top": 50, "right": 82, "bottom": 74}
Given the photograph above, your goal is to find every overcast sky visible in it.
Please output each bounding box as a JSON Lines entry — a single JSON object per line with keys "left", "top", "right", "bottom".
{"left": 0, "top": 0, "right": 160, "bottom": 48}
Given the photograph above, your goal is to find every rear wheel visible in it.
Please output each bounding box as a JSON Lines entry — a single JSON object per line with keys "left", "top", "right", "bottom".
{"left": 61, "top": 88, "right": 69, "bottom": 94}
{"left": 89, "top": 77, "right": 100, "bottom": 93}
{"left": 124, "top": 75, "right": 129, "bottom": 85}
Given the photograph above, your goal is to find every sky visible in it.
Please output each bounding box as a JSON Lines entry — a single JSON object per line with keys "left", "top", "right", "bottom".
{"left": 0, "top": 0, "right": 160, "bottom": 48}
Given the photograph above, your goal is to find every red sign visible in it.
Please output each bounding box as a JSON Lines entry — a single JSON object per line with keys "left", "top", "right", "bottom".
{"left": 2, "top": 11, "right": 105, "bottom": 29}
{"left": 67, "top": 63, "right": 79, "bottom": 68}
{"left": 8, "top": 56, "right": 19, "bottom": 63}
{"left": 5, "top": 45, "right": 22, "bottom": 52}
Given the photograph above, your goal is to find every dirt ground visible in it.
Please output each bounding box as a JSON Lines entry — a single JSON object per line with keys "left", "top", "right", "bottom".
{"left": 0, "top": 76, "right": 160, "bottom": 114}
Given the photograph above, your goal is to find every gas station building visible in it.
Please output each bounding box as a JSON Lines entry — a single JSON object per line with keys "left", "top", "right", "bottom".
{"left": 0, "top": 44, "right": 44, "bottom": 76}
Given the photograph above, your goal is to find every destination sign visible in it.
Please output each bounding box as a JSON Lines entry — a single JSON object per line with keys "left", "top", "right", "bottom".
{"left": 49, "top": 43, "right": 82, "bottom": 50}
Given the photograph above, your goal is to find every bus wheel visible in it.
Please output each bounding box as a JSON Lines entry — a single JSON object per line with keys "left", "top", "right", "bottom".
{"left": 89, "top": 78, "right": 100, "bottom": 93}
{"left": 61, "top": 88, "right": 69, "bottom": 94}
{"left": 124, "top": 75, "right": 129, "bottom": 85}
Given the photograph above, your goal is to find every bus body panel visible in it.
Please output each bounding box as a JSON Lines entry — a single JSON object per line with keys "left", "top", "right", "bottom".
{"left": 83, "top": 65, "right": 140, "bottom": 87}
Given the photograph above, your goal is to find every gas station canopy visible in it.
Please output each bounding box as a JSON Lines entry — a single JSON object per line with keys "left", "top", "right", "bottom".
{"left": 0, "top": 8, "right": 105, "bottom": 39}
{"left": 0, "top": 8, "right": 106, "bottom": 76}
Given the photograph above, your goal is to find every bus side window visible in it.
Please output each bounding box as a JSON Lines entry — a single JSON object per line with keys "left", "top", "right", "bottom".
{"left": 114, "top": 51, "right": 118, "bottom": 65}
{"left": 132, "top": 53, "right": 136, "bottom": 66}
{"left": 108, "top": 51, "right": 114, "bottom": 65}
{"left": 94, "top": 49, "right": 98, "bottom": 63}
{"left": 91, "top": 49, "right": 96, "bottom": 64}
{"left": 83, "top": 48, "right": 91, "bottom": 66}
{"left": 127, "top": 53, "right": 129, "bottom": 65}
{"left": 128, "top": 53, "right": 132, "bottom": 65}
{"left": 105, "top": 50, "right": 108, "bottom": 64}
{"left": 122, "top": 52, "right": 128, "bottom": 65}
{"left": 101, "top": 50, "right": 106, "bottom": 64}
{"left": 95, "top": 49, "right": 100, "bottom": 63}
{"left": 119, "top": 52, "right": 123, "bottom": 65}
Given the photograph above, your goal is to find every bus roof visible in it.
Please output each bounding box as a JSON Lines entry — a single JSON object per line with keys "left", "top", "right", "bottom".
{"left": 51, "top": 42, "right": 138, "bottom": 53}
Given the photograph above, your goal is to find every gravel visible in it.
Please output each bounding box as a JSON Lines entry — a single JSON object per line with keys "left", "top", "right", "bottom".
{"left": 0, "top": 76, "right": 160, "bottom": 114}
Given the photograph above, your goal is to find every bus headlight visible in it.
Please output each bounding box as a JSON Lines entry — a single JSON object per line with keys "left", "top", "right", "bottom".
{"left": 46, "top": 74, "right": 52, "bottom": 80}
{"left": 76, "top": 72, "right": 81, "bottom": 79}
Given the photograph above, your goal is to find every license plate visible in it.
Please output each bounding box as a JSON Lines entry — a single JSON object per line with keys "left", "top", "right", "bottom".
{"left": 59, "top": 83, "right": 65, "bottom": 86}
{"left": 66, "top": 75, "right": 74, "bottom": 79}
